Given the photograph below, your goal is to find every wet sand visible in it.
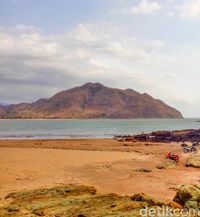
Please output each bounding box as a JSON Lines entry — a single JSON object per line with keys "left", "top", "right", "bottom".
{"left": 0, "top": 139, "right": 199, "bottom": 201}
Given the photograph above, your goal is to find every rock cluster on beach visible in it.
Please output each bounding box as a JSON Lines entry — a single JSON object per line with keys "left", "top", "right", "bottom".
{"left": 115, "top": 129, "right": 200, "bottom": 143}
{"left": 156, "top": 159, "right": 178, "bottom": 169}
{"left": 1, "top": 184, "right": 196, "bottom": 217}
{"left": 0, "top": 184, "right": 163, "bottom": 217}
{"left": 174, "top": 184, "right": 200, "bottom": 209}
{"left": 186, "top": 155, "right": 200, "bottom": 168}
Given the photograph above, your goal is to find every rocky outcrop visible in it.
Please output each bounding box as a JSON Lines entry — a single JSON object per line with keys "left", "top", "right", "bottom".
{"left": 186, "top": 155, "right": 200, "bottom": 168}
{"left": 3, "top": 183, "right": 200, "bottom": 216}
{"left": 115, "top": 129, "right": 200, "bottom": 143}
{"left": 174, "top": 184, "right": 200, "bottom": 209}
{"left": 0, "top": 82, "right": 183, "bottom": 119}
{"left": 156, "top": 159, "right": 178, "bottom": 169}
{"left": 130, "top": 193, "right": 163, "bottom": 206}
{"left": 0, "top": 184, "right": 165, "bottom": 217}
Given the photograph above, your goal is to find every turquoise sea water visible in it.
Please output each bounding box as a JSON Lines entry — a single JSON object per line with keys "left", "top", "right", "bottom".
{"left": 0, "top": 119, "right": 199, "bottom": 139}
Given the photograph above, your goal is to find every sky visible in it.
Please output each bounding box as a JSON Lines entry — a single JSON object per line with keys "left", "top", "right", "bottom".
{"left": 0, "top": 0, "right": 200, "bottom": 117}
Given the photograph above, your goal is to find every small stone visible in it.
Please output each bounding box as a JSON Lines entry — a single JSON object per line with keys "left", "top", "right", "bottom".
{"left": 135, "top": 168, "right": 152, "bottom": 173}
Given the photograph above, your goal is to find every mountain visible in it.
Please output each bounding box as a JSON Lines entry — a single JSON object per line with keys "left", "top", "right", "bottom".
{"left": 0, "top": 102, "right": 8, "bottom": 106}
{"left": 0, "top": 82, "right": 183, "bottom": 119}
{"left": 0, "top": 105, "right": 7, "bottom": 116}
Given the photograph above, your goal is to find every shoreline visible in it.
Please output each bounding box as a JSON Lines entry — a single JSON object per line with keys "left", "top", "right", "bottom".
{"left": 0, "top": 119, "right": 200, "bottom": 143}
{"left": 0, "top": 137, "right": 112, "bottom": 140}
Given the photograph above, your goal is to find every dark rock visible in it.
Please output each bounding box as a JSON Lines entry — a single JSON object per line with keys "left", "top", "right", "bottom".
{"left": 135, "top": 168, "right": 152, "bottom": 173}
{"left": 115, "top": 129, "right": 200, "bottom": 143}
{"left": 130, "top": 193, "right": 163, "bottom": 206}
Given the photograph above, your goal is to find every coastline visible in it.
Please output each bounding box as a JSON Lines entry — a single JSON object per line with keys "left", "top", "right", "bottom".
{"left": 0, "top": 118, "right": 200, "bottom": 141}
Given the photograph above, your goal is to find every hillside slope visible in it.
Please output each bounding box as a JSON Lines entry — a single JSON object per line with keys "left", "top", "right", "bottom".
{"left": 0, "top": 82, "right": 183, "bottom": 119}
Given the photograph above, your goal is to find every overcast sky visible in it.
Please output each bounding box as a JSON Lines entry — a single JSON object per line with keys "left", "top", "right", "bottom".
{"left": 0, "top": 0, "right": 200, "bottom": 117}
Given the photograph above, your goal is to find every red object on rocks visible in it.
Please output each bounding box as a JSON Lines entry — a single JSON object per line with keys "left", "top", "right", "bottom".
{"left": 165, "top": 152, "right": 179, "bottom": 163}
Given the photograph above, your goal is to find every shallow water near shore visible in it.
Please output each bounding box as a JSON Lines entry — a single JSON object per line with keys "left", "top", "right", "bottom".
{"left": 0, "top": 118, "right": 199, "bottom": 139}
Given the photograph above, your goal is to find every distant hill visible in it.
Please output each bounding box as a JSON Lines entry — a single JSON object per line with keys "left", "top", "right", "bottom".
{"left": 0, "top": 102, "right": 7, "bottom": 106}
{"left": 0, "top": 105, "right": 7, "bottom": 117}
{"left": 0, "top": 82, "right": 183, "bottom": 119}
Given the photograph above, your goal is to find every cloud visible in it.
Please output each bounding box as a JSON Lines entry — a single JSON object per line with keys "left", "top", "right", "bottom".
{"left": 0, "top": 23, "right": 168, "bottom": 98}
{"left": 0, "top": 23, "right": 200, "bottom": 117}
{"left": 166, "top": 11, "right": 175, "bottom": 17}
{"left": 122, "top": 0, "right": 162, "bottom": 15}
{"left": 179, "top": 0, "right": 200, "bottom": 19}
{"left": 0, "top": 23, "right": 168, "bottom": 77}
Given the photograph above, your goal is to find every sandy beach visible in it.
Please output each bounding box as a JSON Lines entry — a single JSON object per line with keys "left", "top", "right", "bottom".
{"left": 0, "top": 139, "right": 199, "bottom": 201}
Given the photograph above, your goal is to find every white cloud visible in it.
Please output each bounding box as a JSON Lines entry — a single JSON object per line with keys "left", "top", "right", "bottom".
{"left": 123, "top": 0, "right": 162, "bottom": 15}
{"left": 179, "top": 0, "right": 200, "bottom": 19}
{"left": 0, "top": 23, "right": 200, "bottom": 117}
{"left": 0, "top": 23, "right": 169, "bottom": 93}
{"left": 168, "top": 0, "right": 175, "bottom": 3}
{"left": 166, "top": 11, "right": 175, "bottom": 17}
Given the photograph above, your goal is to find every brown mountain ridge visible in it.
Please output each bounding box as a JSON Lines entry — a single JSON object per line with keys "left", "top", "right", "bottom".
{"left": 0, "top": 82, "right": 183, "bottom": 119}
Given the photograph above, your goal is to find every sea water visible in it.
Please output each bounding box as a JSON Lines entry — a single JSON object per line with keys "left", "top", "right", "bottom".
{"left": 0, "top": 119, "right": 199, "bottom": 139}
